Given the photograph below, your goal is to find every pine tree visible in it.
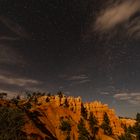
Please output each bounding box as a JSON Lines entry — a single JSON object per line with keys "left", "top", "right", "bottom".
{"left": 89, "top": 112, "right": 99, "bottom": 139}
{"left": 135, "top": 113, "right": 140, "bottom": 140}
{"left": 77, "top": 118, "right": 90, "bottom": 140}
{"left": 101, "top": 112, "right": 112, "bottom": 136}
{"left": 81, "top": 103, "right": 87, "bottom": 120}
{"left": 59, "top": 119, "right": 71, "bottom": 140}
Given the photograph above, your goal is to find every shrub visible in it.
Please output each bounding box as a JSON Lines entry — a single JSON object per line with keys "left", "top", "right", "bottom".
{"left": 0, "top": 106, "right": 26, "bottom": 140}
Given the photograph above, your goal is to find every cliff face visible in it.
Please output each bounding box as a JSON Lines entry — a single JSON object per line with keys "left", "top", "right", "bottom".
{"left": 22, "top": 95, "right": 125, "bottom": 140}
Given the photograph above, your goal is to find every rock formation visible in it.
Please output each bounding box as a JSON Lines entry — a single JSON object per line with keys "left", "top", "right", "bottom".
{"left": 0, "top": 94, "right": 132, "bottom": 140}
{"left": 30, "top": 95, "right": 124, "bottom": 139}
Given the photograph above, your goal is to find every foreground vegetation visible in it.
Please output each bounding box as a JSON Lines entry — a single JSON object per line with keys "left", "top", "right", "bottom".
{"left": 0, "top": 106, "right": 26, "bottom": 140}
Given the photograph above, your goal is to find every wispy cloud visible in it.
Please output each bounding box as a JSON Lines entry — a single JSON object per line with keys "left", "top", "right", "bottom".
{"left": 78, "top": 79, "right": 91, "bottom": 84}
{"left": 68, "top": 74, "right": 89, "bottom": 81}
{"left": 126, "top": 17, "right": 140, "bottom": 39}
{"left": 114, "top": 92, "right": 140, "bottom": 105}
{"left": 95, "top": 1, "right": 140, "bottom": 31}
{"left": 0, "top": 16, "right": 30, "bottom": 39}
{"left": 100, "top": 92, "right": 110, "bottom": 95}
{"left": 0, "top": 36, "right": 20, "bottom": 41}
{"left": 0, "top": 74, "right": 41, "bottom": 87}
{"left": 59, "top": 74, "right": 91, "bottom": 85}
{"left": 94, "top": 0, "right": 140, "bottom": 39}
{"left": 68, "top": 74, "right": 91, "bottom": 85}
{"left": 0, "top": 46, "right": 25, "bottom": 65}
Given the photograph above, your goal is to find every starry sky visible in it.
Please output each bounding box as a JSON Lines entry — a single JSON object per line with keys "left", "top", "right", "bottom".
{"left": 0, "top": 0, "right": 140, "bottom": 117}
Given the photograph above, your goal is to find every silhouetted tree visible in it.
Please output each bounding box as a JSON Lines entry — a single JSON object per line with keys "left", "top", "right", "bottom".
{"left": 46, "top": 97, "right": 50, "bottom": 102}
{"left": 25, "top": 91, "right": 46, "bottom": 105}
{"left": 57, "top": 91, "right": 64, "bottom": 98}
{"left": 64, "top": 98, "right": 69, "bottom": 107}
{"left": 135, "top": 113, "right": 140, "bottom": 140}
{"left": 0, "top": 92, "right": 7, "bottom": 99}
{"left": 81, "top": 103, "right": 87, "bottom": 120}
{"left": 47, "top": 93, "right": 51, "bottom": 97}
{"left": 11, "top": 97, "right": 19, "bottom": 106}
{"left": 136, "top": 113, "right": 140, "bottom": 123}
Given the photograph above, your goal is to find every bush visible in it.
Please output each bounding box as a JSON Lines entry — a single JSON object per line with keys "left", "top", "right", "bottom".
{"left": 0, "top": 106, "right": 26, "bottom": 140}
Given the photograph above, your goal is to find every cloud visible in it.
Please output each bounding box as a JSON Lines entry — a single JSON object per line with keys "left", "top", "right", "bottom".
{"left": 100, "top": 92, "right": 110, "bottom": 95}
{"left": 68, "top": 74, "right": 89, "bottom": 81}
{"left": 114, "top": 92, "right": 140, "bottom": 105}
{"left": 0, "top": 74, "right": 41, "bottom": 87}
{"left": 127, "top": 17, "right": 140, "bottom": 38}
{"left": 95, "top": 1, "right": 140, "bottom": 31}
{"left": 68, "top": 74, "right": 91, "bottom": 85}
{"left": 78, "top": 79, "right": 91, "bottom": 84}
{"left": 0, "top": 47, "right": 25, "bottom": 65}
{"left": 94, "top": 0, "right": 140, "bottom": 39}
{"left": 60, "top": 74, "right": 91, "bottom": 85}
{"left": 0, "top": 16, "right": 30, "bottom": 39}
{"left": 0, "top": 36, "right": 20, "bottom": 41}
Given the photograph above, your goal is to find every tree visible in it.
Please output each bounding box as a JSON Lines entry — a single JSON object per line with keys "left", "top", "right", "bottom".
{"left": 136, "top": 113, "right": 140, "bottom": 123}
{"left": 46, "top": 97, "right": 50, "bottom": 102}
{"left": 64, "top": 98, "right": 69, "bottom": 107}
{"left": 77, "top": 118, "right": 90, "bottom": 140}
{"left": 0, "top": 92, "right": 7, "bottom": 99}
{"left": 0, "top": 106, "right": 26, "bottom": 140}
{"left": 101, "top": 112, "right": 112, "bottom": 136}
{"left": 57, "top": 91, "right": 64, "bottom": 98}
{"left": 59, "top": 120, "right": 71, "bottom": 132}
{"left": 135, "top": 113, "right": 140, "bottom": 140}
{"left": 81, "top": 103, "right": 87, "bottom": 120}
{"left": 11, "top": 97, "right": 19, "bottom": 106}
{"left": 25, "top": 91, "right": 46, "bottom": 105}
{"left": 59, "top": 119, "right": 71, "bottom": 140}
{"left": 47, "top": 93, "right": 51, "bottom": 97}
{"left": 89, "top": 112, "right": 99, "bottom": 139}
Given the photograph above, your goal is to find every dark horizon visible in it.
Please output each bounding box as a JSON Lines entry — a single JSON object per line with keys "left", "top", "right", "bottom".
{"left": 0, "top": 0, "right": 140, "bottom": 117}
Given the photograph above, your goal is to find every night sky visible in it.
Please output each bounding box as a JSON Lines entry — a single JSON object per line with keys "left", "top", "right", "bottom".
{"left": 0, "top": 0, "right": 140, "bottom": 117}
